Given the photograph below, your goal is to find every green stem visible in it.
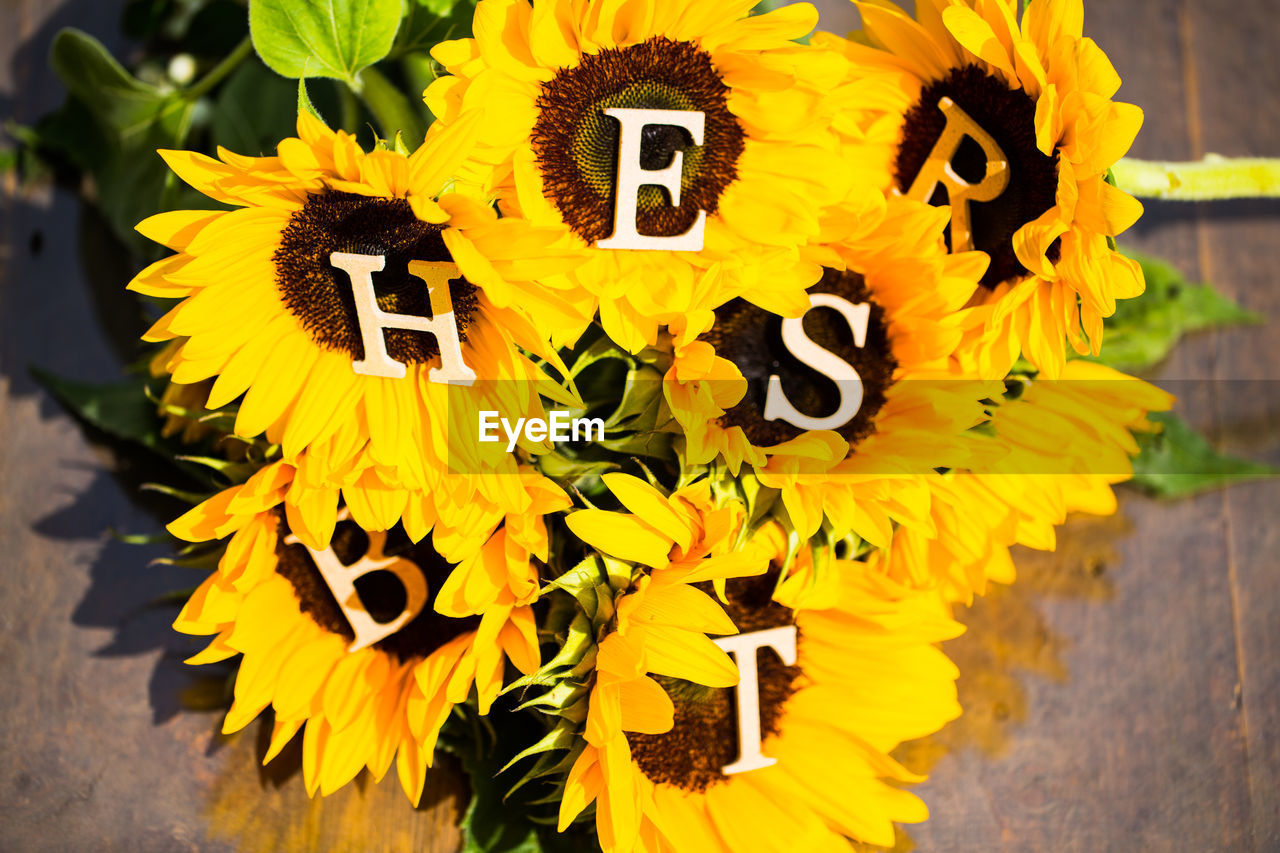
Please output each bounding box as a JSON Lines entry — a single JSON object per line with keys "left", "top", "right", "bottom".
{"left": 339, "top": 83, "right": 360, "bottom": 136}
{"left": 355, "top": 65, "right": 428, "bottom": 147}
{"left": 1113, "top": 154, "right": 1280, "bottom": 201}
{"left": 184, "top": 36, "right": 252, "bottom": 101}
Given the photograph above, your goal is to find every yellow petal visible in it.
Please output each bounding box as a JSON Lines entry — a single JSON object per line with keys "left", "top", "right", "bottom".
{"left": 601, "top": 473, "right": 691, "bottom": 550}
{"left": 618, "top": 675, "right": 674, "bottom": 735}
{"left": 643, "top": 625, "right": 739, "bottom": 688}
{"left": 565, "top": 510, "right": 671, "bottom": 568}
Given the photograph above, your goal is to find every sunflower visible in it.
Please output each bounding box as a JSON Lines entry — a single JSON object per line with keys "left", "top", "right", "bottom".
{"left": 663, "top": 196, "right": 998, "bottom": 540}
{"left": 168, "top": 462, "right": 541, "bottom": 803}
{"left": 132, "top": 111, "right": 582, "bottom": 556}
{"left": 558, "top": 526, "right": 963, "bottom": 852}
{"left": 817, "top": 0, "right": 1146, "bottom": 378}
{"left": 472, "top": 473, "right": 769, "bottom": 852}
{"left": 424, "top": 0, "right": 854, "bottom": 353}
{"left": 883, "top": 360, "right": 1175, "bottom": 603}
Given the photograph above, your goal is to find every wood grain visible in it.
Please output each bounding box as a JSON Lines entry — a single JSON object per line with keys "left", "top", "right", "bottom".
{"left": 0, "top": 0, "right": 1276, "bottom": 851}
{"left": 1185, "top": 0, "right": 1280, "bottom": 846}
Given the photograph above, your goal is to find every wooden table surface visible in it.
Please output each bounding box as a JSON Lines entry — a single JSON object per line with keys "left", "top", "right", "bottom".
{"left": 1, "top": 0, "right": 1277, "bottom": 850}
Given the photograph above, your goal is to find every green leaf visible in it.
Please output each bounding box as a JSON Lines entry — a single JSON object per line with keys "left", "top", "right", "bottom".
{"left": 32, "top": 369, "right": 166, "bottom": 450}
{"left": 27, "top": 96, "right": 109, "bottom": 172}
{"left": 1096, "top": 250, "right": 1263, "bottom": 371}
{"left": 394, "top": 0, "right": 476, "bottom": 57}
{"left": 50, "top": 28, "right": 175, "bottom": 136}
{"left": 249, "top": 0, "right": 403, "bottom": 83}
{"left": 213, "top": 60, "right": 300, "bottom": 155}
{"left": 49, "top": 29, "right": 203, "bottom": 251}
{"left": 1129, "top": 412, "right": 1277, "bottom": 498}
{"left": 97, "top": 113, "right": 203, "bottom": 252}
{"left": 30, "top": 367, "right": 218, "bottom": 487}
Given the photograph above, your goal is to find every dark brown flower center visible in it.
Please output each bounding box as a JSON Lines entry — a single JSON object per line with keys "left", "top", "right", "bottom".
{"left": 274, "top": 190, "right": 478, "bottom": 363}
{"left": 274, "top": 512, "right": 480, "bottom": 663}
{"left": 896, "top": 65, "right": 1060, "bottom": 289}
{"left": 531, "top": 36, "right": 744, "bottom": 244}
{"left": 700, "top": 268, "right": 896, "bottom": 447}
{"left": 626, "top": 573, "right": 802, "bottom": 792}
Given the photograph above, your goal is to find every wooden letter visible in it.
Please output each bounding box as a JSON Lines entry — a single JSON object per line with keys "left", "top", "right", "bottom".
{"left": 596, "top": 108, "right": 707, "bottom": 252}
{"left": 330, "top": 252, "right": 476, "bottom": 385}
{"left": 904, "top": 96, "right": 1010, "bottom": 252}
{"left": 763, "top": 293, "right": 871, "bottom": 432}
{"left": 714, "top": 625, "right": 798, "bottom": 775}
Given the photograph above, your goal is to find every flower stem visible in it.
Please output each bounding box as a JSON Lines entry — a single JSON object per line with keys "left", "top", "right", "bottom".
{"left": 1113, "top": 154, "right": 1280, "bottom": 200}
{"left": 355, "top": 66, "right": 428, "bottom": 147}
{"left": 184, "top": 36, "right": 252, "bottom": 101}
{"left": 339, "top": 84, "right": 360, "bottom": 135}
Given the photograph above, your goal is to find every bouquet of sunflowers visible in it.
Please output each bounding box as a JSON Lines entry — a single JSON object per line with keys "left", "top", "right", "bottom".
{"left": 22, "top": 0, "right": 1276, "bottom": 850}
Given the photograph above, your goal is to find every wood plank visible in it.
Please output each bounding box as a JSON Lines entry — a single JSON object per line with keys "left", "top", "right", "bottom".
{"left": 1184, "top": 0, "right": 1280, "bottom": 848}
{"left": 898, "top": 0, "right": 1260, "bottom": 849}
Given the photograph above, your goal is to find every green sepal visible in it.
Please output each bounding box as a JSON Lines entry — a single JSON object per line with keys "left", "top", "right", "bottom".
{"left": 504, "top": 733, "right": 588, "bottom": 805}
{"left": 507, "top": 612, "right": 597, "bottom": 689}
{"left": 593, "top": 432, "right": 673, "bottom": 460}
{"left": 150, "top": 586, "right": 202, "bottom": 606}
{"left": 602, "top": 364, "right": 667, "bottom": 432}
{"left": 297, "top": 77, "right": 327, "bottom": 124}
{"left": 150, "top": 549, "right": 223, "bottom": 571}
{"left": 498, "top": 720, "right": 579, "bottom": 776}
{"left": 173, "top": 455, "right": 264, "bottom": 484}
{"left": 536, "top": 452, "right": 620, "bottom": 487}
{"left": 109, "top": 529, "right": 175, "bottom": 546}
{"left": 140, "top": 482, "right": 215, "bottom": 505}
{"left": 541, "top": 554, "right": 630, "bottom": 620}
{"left": 512, "top": 680, "right": 589, "bottom": 715}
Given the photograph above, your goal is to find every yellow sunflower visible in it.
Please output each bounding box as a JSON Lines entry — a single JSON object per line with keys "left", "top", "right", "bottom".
{"left": 883, "top": 360, "right": 1175, "bottom": 603}
{"left": 168, "top": 462, "right": 541, "bottom": 803}
{"left": 818, "top": 0, "right": 1146, "bottom": 378}
{"left": 558, "top": 525, "right": 963, "bottom": 852}
{"left": 664, "top": 196, "right": 998, "bottom": 540}
{"left": 132, "top": 111, "right": 582, "bottom": 556}
{"left": 425, "top": 0, "right": 854, "bottom": 352}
